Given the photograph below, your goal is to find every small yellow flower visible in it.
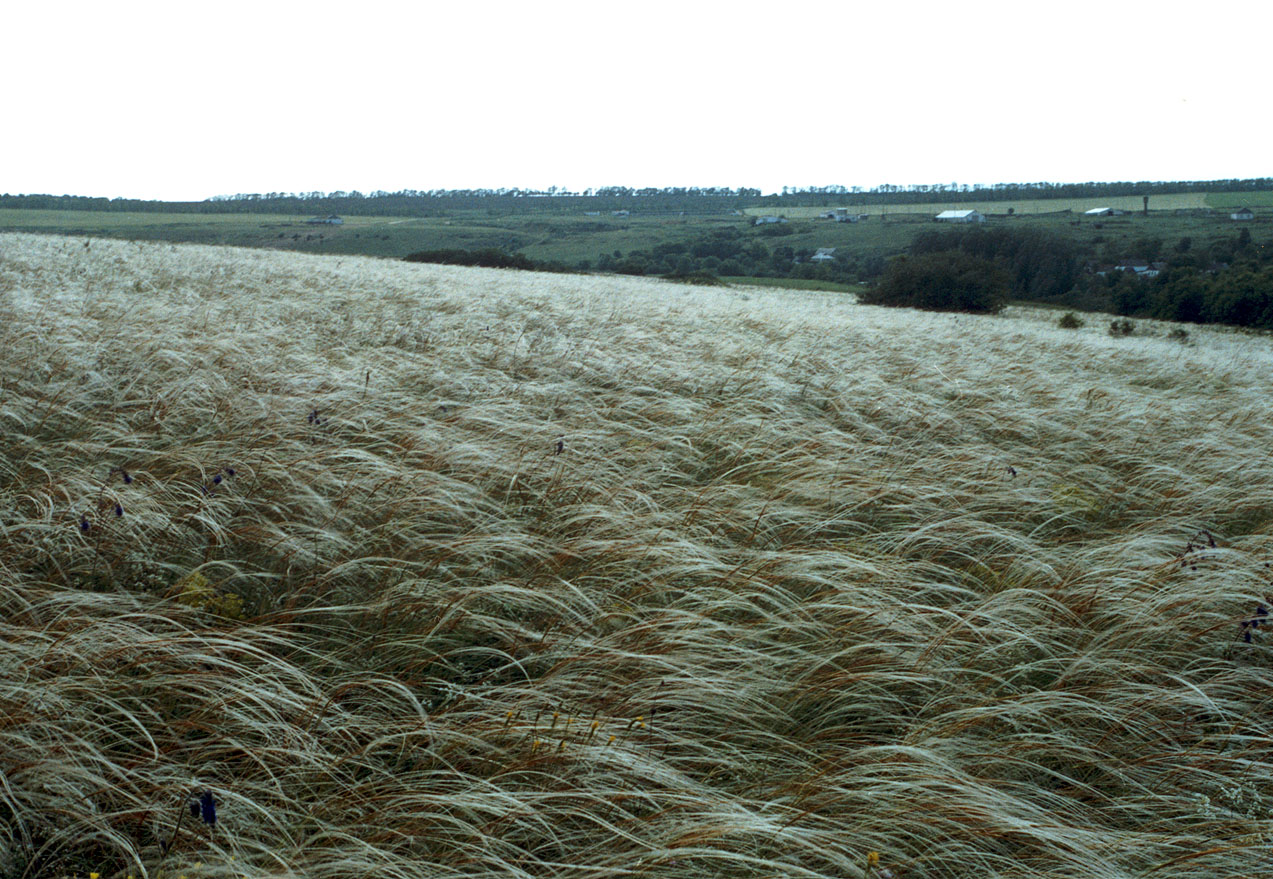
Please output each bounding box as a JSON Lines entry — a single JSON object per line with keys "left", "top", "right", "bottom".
{"left": 868, "top": 851, "right": 880, "bottom": 867}
{"left": 91, "top": 873, "right": 100, "bottom": 879}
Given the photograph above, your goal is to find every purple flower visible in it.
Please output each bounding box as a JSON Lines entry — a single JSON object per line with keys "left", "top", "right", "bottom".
{"left": 199, "top": 790, "right": 217, "bottom": 826}
{"left": 122, "top": 470, "right": 133, "bottom": 484}
{"left": 114, "top": 503, "right": 123, "bottom": 517}
{"left": 79, "top": 516, "right": 90, "bottom": 532}
{"left": 225, "top": 468, "right": 236, "bottom": 477}
{"left": 213, "top": 474, "right": 222, "bottom": 485}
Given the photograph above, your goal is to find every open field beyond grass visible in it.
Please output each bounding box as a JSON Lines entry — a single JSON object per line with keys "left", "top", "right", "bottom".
{"left": 2, "top": 233, "right": 1272, "bottom": 878}
{"left": 742, "top": 194, "right": 1217, "bottom": 219}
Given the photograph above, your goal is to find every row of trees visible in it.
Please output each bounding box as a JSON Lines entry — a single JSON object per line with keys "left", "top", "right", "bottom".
{"left": 5, "top": 178, "right": 1270, "bottom": 216}
{"left": 771, "top": 178, "right": 1273, "bottom": 203}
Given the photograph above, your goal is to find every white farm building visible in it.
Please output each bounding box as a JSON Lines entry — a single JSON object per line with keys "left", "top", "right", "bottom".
{"left": 1231, "top": 207, "right": 1255, "bottom": 221}
{"left": 934, "top": 209, "right": 985, "bottom": 223}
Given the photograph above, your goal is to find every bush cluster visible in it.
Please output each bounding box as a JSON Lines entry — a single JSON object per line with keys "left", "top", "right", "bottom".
{"left": 859, "top": 250, "right": 1009, "bottom": 314}
{"left": 595, "top": 226, "right": 863, "bottom": 284}
{"left": 403, "top": 248, "right": 572, "bottom": 272}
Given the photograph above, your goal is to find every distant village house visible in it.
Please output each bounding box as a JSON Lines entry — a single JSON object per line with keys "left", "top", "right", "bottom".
{"left": 810, "top": 247, "right": 836, "bottom": 262}
{"left": 1113, "top": 259, "right": 1166, "bottom": 279}
{"left": 307, "top": 215, "right": 343, "bottom": 225}
{"left": 1231, "top": 207, "right": 1255, "bottom": 221}
{"left": 934, "top": 209, "right": 985, "bottom": 223}
{"left": 1083, "top": 207, "right": 1122, "bottom": 217}
{"left": 818, "top": 208, "right": 862, "bottom": 223}
{"left": 754, "top": 216, "right": 788, "bottom": 225}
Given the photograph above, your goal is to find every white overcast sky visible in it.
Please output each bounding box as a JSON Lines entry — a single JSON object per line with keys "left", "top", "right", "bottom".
{"left": 3, "top": 1, "right": 1267, "bottom": 200}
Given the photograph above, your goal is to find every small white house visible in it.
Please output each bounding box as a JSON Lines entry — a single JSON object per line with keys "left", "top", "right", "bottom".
{"left": 818, "top": 208, "right": 860, "bottom": 223}
{"left": 754, "top": 216, "right": 788, "bottom": 225}
{"left": 810, "top": 247, "right": 836, "bottom": 262}
{"left": 1231, "top": 207, "right": 1255, "bottom": 221}
{"left": 306, "top": 215, "right": 344, "bottom": 225}
{"left": 612, "top": 210, "right": 630, "bottom": 217}
{"left": 1114, "top": 259, "right": 1165, "bottom": 278}
{"left": 935, "top": 209, "right": 985, "bottom": 223}
{"left": 1084, "top": 207, "right": 1114, "bottom": 217}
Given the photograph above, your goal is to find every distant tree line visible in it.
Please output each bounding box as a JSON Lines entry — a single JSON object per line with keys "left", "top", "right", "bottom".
{"left": 0, "top": 188, "right": 764, "bottom": 217}
{"left": 4, "top": 178, "right": 1271, "bottom": 217}
{"left": 764, "top": 178, "right": 1273, "bottom": 205}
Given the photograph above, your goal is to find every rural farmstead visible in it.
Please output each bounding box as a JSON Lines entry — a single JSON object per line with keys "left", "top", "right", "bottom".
{"left": 934, "top": 208, "right": 985, "bottom": 222}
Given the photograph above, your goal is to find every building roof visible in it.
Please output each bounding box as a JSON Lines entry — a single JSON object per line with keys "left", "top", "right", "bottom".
{"left": 935, "top": 209, "right": 979, "bottom": 219}
{"left": 1084, "top": 207, "right": 1113, "bottom": 215}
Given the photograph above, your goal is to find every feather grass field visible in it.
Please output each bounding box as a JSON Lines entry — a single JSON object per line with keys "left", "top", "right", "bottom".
{"left": 1, "top": 232, "right": 1271, "bottom": 878}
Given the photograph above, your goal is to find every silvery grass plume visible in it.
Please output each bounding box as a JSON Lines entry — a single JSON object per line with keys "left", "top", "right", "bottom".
{"left": 0, "top": 232, "right": 1271, "bottom": 878}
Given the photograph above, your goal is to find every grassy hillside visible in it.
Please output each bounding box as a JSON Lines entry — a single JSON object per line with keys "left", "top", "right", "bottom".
{"left": 2, "top": 234, "right": 1272, "bottom": 879}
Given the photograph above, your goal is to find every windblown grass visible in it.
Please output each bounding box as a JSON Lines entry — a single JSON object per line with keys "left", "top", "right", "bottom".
{"left": 1, "top": 232, "right": 1272, "bottom": 878}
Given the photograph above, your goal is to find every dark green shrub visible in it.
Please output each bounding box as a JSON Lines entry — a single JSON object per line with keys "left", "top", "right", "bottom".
{"left": 859, "top": 250, "right": 1009, "bottom": 314}
{"left": 1109, "top": 318, "right": 1135, "bottom": 337}
{"left": 1166, "top": 327, "right": 1190, "bottom": 343}
{"left": 1058, "top": 312, "right": 1084, "bottom": 329}
{"left": 403, "top": 248, "right": 571, "bottom": 273}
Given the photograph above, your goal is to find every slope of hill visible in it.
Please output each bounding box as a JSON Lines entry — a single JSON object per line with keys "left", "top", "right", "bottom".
{"left": 1, "top": 233, "right": 1271, "bottom": 878}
